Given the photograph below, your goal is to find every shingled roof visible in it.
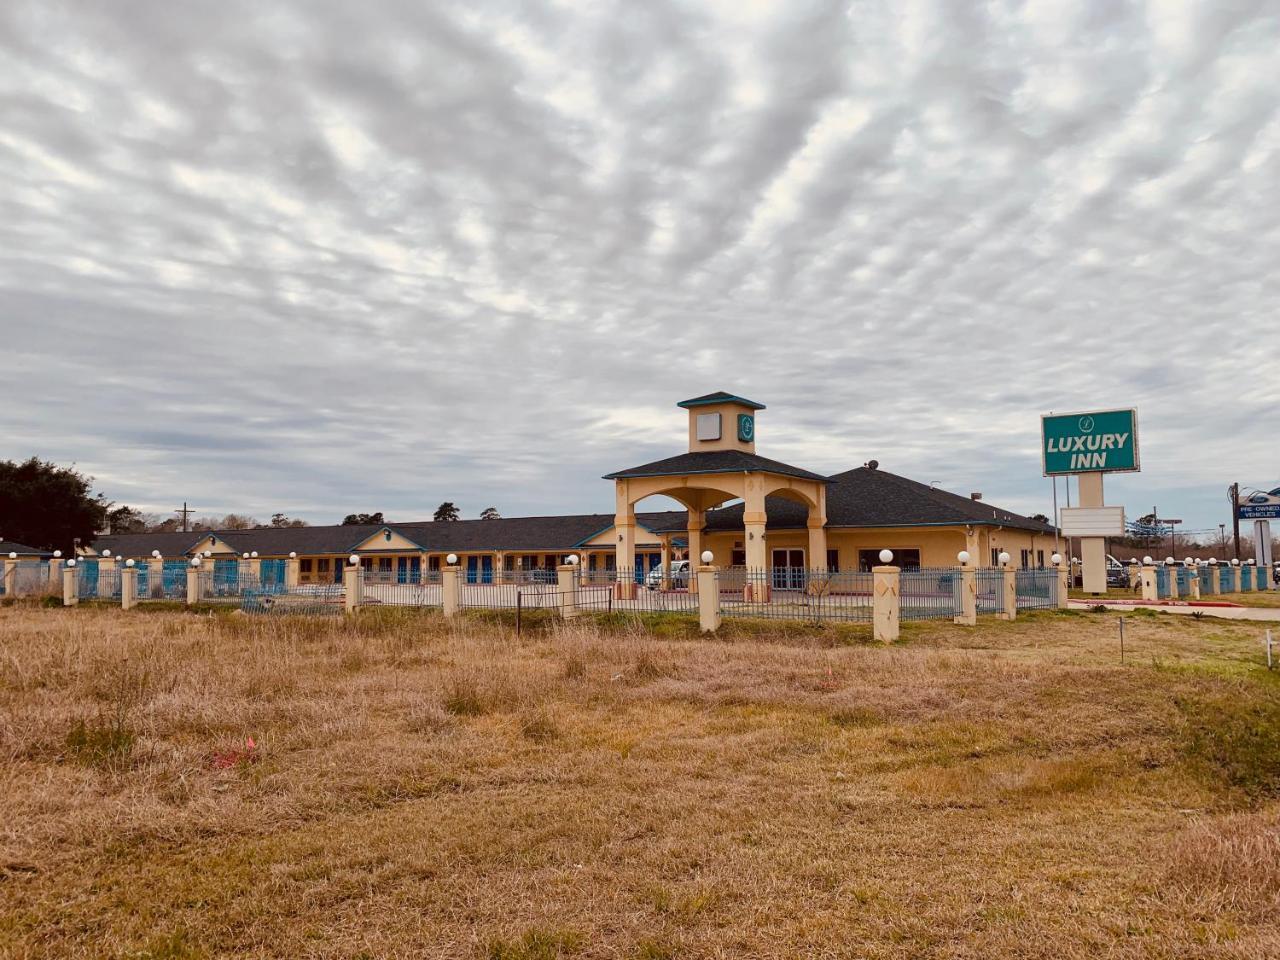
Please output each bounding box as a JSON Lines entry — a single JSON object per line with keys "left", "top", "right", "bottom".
{"left": 649, "top": 466, "right": 1055, "bottom": 535}
{"left": 0, "top": 539, "right": 49, "bottom": 557}
{"left": 90, "top": 512, "right": 688, "bottom": 558}
{"left": 603, "top": 450, "right": 830, "bottom": 483}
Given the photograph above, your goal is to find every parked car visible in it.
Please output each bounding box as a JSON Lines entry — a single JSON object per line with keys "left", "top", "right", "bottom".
{"left": 645, "top": 559, "right": 689, "bottom": 590}
{"left": 1106, "top": 563, "right": 1131, "bottom": 589}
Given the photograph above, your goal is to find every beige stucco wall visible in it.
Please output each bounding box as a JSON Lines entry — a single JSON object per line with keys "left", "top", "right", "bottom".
{"left": 685, "top": 401, "right": 757, "bottom": 453}
{"left": 702, "top": 525, "right": 1056, "bottom": 569}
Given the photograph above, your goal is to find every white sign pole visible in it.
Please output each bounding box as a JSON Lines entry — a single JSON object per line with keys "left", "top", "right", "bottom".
{"left": 1255, "top": 520, "right": 1273, "bottom": 569}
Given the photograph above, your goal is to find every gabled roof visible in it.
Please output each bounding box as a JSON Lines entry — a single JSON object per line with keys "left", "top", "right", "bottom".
{"left": 603, "top": 450, "right": 829, "bottom": 483}
{"left": 647, "top": 466, "right": 1055, "bottom": 535}
{"left": 89, "top": 512, "right": 690, "bottom": 558}
{"left": 1, "top": 539, "right": 49, "bottom": 557}
{"left": 677, "top": 391, "right": 766, "bottom": 410}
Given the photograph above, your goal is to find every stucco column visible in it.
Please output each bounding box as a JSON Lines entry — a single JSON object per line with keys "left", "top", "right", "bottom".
{"left": 62, "top": 564, "right": 78, "bottom": 606}
{"left": 557, "top": 564, "right": 578, "bottom": 619}
{"left": 686, "top": 508, "right": 704, "bottom": 595}
{"left": 144, "top": 557, "right": 162, "bottom": 600}
{"left": 697, "top": 565, "right": 720, "bottom": 633}
{"left": 614, "top": 481, "right": 637, "bottom": 600}
{"left": 244, "top": 556, "right": 261, "bottom": 584}
{"left": 659, "top": 537, "right": 671, "bottom": 591}
{"left": 1185, "top": 565, "right": 1200, "bottom": 600}
{"left": 120, "top": 565, "right": 137, "bottom": 610}
{"left": 442, "top": 564, "right": 460, "bottom": 618}
{"left": 997, "top": 565, "right": 1018, "bottom": 621}
{"left": 743, "top": 480, "right": 769, "bottom": 601}
{"left": 286, "top": 555, "right": 300, "bottom": 588}
{"left": 955, "top": 565, "right": 977, "bottom": 626}
{"left": 1056, "top": 563, "right": 1070, "bottom": 609}
{"left": 1140, "top": 564, "right": 1158, "bottom": 602}
{"left": 1232, "top": 564, "right": 1242, "bottom": 593}
{"left": 1166, "top": 564, "right": 1180, "bottom": 599}
{"left": 343, "top": 560, "right": 361, "bottom": 613}
{"left": 1, "top": 558, "right": 14, "bottom": 597}
{"left": 186, "top": 560, "right": 202, "bottom": 604}
{"left": 873, "top": 566, "right": 900, "bottom": 642}
{"left": 48, "top": 557, "right": 64, "bottom": 593}
{"left": 1127, "top": 562, "right": 1140, "bottom": 589}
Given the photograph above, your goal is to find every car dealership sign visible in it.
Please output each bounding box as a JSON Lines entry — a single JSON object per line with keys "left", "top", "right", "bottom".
{"left": 1239, "top": 487, "right": 1280, "bottom": 520}
{"left": 1041, "top": 409, "right": 1140, "bottom": 476}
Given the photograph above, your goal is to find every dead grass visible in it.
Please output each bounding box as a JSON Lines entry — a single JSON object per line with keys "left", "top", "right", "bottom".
{"left": 0, "top": 605, "right": 1278, "bottom": 958}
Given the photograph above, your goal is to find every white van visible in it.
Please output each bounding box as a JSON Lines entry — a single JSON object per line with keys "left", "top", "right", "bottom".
{"left": 645, "top": 560, "right": 689, "bottom": 590}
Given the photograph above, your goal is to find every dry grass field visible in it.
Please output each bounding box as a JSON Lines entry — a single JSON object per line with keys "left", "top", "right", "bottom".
{"left": 1, "top": 602, "right": 1278, "bottom": 959}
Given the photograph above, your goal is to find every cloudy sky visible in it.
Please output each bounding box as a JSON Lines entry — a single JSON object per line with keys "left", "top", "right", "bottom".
{"left": 2, "top": 0, "right": 1278, "bottom": 535}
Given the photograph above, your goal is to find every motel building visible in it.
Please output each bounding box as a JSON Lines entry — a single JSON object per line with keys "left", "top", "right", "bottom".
{"left": 87, "top": 393, "right": 1056, "bottom": 593}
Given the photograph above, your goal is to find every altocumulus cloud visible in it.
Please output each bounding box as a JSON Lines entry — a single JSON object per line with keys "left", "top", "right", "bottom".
{"left": 1, "top": 0, "right": 1277, "bottom": 527}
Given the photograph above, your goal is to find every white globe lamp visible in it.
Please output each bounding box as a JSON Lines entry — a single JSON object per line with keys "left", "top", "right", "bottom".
{"left": 700, "top": 550, "right": 714, "bottom": 564}
{"left": 957, "top": 550, "right": 970, "bottom": 565}
{"left": 1050, "top": 553, "right": 1062, "bottom": 566}
{"left": 446, "top": 554, "right": 458, "bottom": 565}
{"left": 997, "top": 551, "right": 1010, "bottom": 566}
{"left": 348, "top": 554, "right": 359, "bottom": 566}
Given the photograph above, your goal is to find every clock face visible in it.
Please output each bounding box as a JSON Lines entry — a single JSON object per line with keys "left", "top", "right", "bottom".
{"left": 737, "top": 414, "right": 755, "bottom": 442}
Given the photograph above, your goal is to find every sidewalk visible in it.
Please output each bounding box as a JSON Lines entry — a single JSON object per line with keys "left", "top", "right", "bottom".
{"left": 1067, "top": 598, "right": 1280, "bottom": 621}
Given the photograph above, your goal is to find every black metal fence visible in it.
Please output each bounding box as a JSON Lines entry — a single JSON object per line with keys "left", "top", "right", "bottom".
{"left": 1014, "top": 569, "right": 1057, "bottom": 610}
{"left": 718, "top": 568, "right": 874, "bottom": 623}
{"left": 362, "top": 570, "right": 443, "bottom": 607}
{"left": 900, "top": 567, "right": 962, "bottom": 620}
{"left": 976, "top": 568, "right": 1005, "bottom": 614}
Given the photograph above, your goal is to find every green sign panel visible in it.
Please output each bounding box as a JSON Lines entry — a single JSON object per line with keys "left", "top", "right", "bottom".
{"left": 737, "top": 414, "right": 755, "bottom": 442}
{"left": 1041, "top": 409, "right": 1139, "bottom": 476}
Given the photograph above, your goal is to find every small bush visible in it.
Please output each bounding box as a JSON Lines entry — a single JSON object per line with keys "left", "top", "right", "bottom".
{"left": 518, "top": 706, "right": 559, "bottom": 743}
{"left": 65, "top": 715, "right": 136, "bottom": 771}
{"left": 1178, "top": 690, "right": 1280, "bottom": 800}
{"left": 562, "top": 654, "right": 587, "bottom": 681}
{"left": 487, "top": 927, "right": 581, "bottom": 960}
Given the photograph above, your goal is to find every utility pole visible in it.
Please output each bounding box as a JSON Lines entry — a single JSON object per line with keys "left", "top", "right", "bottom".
{"left": 1230, "top": 483, "right": 1241, "bottom": 561}
{"left": 175, "top": 502, "right": 194, "bottom": 533}
{"left": 1219, "top": 523, "right": 1227, "bottom": 556}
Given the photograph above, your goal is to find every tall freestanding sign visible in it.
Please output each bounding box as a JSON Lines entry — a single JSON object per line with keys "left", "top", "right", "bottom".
{"left": 1238, "top": 487, "right": 1279, "bottom": 571}
{"left": 1042, "top": 409, "right": 1140, "bottom": 595}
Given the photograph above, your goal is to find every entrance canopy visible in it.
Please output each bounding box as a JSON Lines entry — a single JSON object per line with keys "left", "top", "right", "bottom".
{"left": 603, "top": 392, "right": 831, "bottom": 595}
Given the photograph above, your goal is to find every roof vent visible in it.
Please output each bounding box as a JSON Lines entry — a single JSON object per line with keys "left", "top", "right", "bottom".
{"left": 866, "top": 459, "right": 879, "bottom": 470}
{"left": 970, "top": 492, "right": 983, "bottom": 500}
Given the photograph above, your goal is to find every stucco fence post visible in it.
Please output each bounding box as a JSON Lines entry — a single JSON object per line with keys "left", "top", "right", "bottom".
{"left": 62, "top": 561, "right": 78, "bottom": 607}
{"left": 696, "top": 564, "right": 720, "bottom": 633}
{"left": 285, "top": 554, "right": 300, "bottom": 588}
{"left": 343, "top": 558, "right": 362, "bottom": 614}
{"left": 1185, "top": 563, "right": 1201, "bottom": 600}
{"left": 1232, "top": 562, "right": 1242, "bottom": 593}
{"left": 872, "top": 566, "right": 900, "bottom": 643}
{"left": 557, "top": 563, "right": 578, "bottom": 619}
{"left": 1140, "top": 564, "right": 1158, "bottom": 602}
{"left": 186, "top": 559, "right": 202, "bottom": 605}
{"left": 1, "top": 558, "right": 14, "bottom": 599}
{"left": 48, "top": 554, "right": 65, "bottom": 593}
{"left": 1165, "top": 562, "right": 1180, "bottom": 599}
{"left": 997, "top": 562, "right": 1017, "bottom": 621}
{"left": 442, "top": 560, "right": 460, "bottom": 619}
{"left": 954, "top": 562, "right": 976, "bottom": 626}
{"left": 1056, "top": 558, "right": 1070, "bottom": 609}
{"left": 120, "top": 563, "right": 138, "bottom": 611}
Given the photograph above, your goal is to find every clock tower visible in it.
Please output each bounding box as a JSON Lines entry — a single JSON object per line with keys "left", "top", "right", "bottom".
{"left": 678, "top": 391, "right": 765, "bottom": 454}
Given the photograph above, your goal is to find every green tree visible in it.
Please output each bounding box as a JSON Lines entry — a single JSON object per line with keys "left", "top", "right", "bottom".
{"left": 433, "top": 502, "right": 460, "bottom": 522}
{"left": 107, "top": 505, "right": 147, "bottom": 534}
{"left": 0, "top": 458, "right": 110, "bottom": 552}
{"left": 270, "top": 513, "right": 309, "bottom": 528}
{"left": 479, "top": 507, "right": 500, "bottom": 520}
{"left": 342, "top": 512, "right": 384, "bottom": 525}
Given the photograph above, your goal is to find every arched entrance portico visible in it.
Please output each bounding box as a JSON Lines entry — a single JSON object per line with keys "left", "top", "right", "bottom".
{"left": 604, "top": 392, "right": 830, "bottom": 600}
